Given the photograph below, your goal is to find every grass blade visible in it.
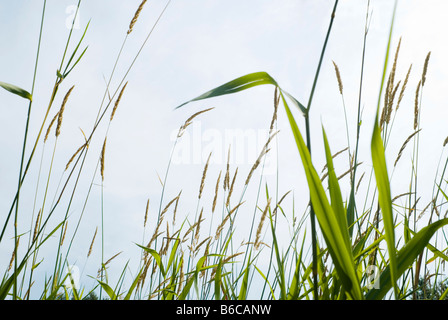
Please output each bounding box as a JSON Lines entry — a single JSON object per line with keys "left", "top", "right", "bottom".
{"left": 237, "top": 252, "right": 251, "bottom": 300}
{"left": 366, "top": 218, "right": 448, "bottom": 300}
{"left": 322, "top": 127, "right": 351, "bottom": 251}
{"left": 371, "top": 112, "right": 398, "bottom": 297}
{"left": 137, "top": 244, "right": 166, "bottom": 277}
{"left": 282, "top": 93, "right": 362, "bottom": 300}
{"left": 0, "top": 81, "right": 32, "bottom": 101}
{"left": 176, "top": 71, "right": 306, "bottom": 115}
{"left": 97, "top": 280, "right": 117, "bottom": 300}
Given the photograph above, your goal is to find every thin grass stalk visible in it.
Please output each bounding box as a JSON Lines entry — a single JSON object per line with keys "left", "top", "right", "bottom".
{"left": 48, "top": 2, "right": 173, "bottom": 297}
{"left": 1, "top": 0, "right": 83, "bottom": 247}
{"left": 10, "top": 0, "right": 50, "bottom": 299}
{"left": 303, "top": 0, "right": 339, "bottom": 299}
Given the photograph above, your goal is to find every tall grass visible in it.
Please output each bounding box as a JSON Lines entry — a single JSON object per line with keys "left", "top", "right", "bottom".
{"left": 1, "top": 0, "right": 448, "bottom": 300}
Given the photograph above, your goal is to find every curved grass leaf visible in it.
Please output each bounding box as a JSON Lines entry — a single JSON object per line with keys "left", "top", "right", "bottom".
{"left": 0, "top": 81, "right": 32, "bottom": 101}
{"left": 97, "top": 280, "right": 117, "bottom": 300}
{"left": 137, "top": 244, "right": 165, "bottom": 277}
{"left": 175, "top": 71, "right": 306, "bottom": 115}
{"left": 366, "top": 218, "right": 448, "bottom": 300}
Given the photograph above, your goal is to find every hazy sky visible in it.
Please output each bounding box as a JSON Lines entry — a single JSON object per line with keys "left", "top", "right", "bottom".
{"left": 1, "top": 0, "right": 448, "bottom": 297}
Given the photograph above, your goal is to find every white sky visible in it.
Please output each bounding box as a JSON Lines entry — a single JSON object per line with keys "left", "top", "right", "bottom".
{"left": 1, "top": 0, "right": 448, "bottom": 298}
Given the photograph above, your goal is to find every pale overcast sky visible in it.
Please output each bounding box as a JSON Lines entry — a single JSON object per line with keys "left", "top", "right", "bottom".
{"left": 1, "top": 0, "right": 448, "bottom": 297}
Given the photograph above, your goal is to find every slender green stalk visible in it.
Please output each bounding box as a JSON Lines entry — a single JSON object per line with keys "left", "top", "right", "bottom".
{"left": 12, "top": 0, "right": 48, "bottom": 300}
{"left": 303, "top": 0, "right": 339, "bottom": 299}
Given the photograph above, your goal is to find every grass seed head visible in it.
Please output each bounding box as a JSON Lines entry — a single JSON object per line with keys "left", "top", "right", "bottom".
{"left": 110, "top": 81, "right": 128, "bottom": 121}
{"left": 255, "top": 198, "right": 271, "bottom": 250}
{"left": 396, "top": 64, "right": 412, "bottom": 111}
{"left": 56, "top": 85, "right": 75, "bottom": 137}
{"left": 199, "top": 152, "right": 212, "bottom": 199}
{"left": 224, "top": 146, "right": 231, "bottom": 190}
{"left": 44, "top": 111, "right": 59, "bottom": 142}
{"left": 65, "top": 143, "right": 87, "bottom": 171}
{"left": 414, "top": 80, "right": 422, "bottom": 130}
{"left": 33, "top": 209, "right": 42, "bottom": 242}
{"left": 443, "top": 136, "right": 448, "bottom": 147}
{"left": 178, "top": 107, "right": 214, "bottom": 138}
{"left": 8, "top": 236, "right": 20, "bottom": 272}
{"left": 212, "top": 171, "right": 221, "bottom": 213}
{"left": 332, "top": 60, "right": 344, "bottom": 95}
{"left": 226, "top": 167, "right": 238, "bottom": 207}
{"left": 100, "top": 138, "right": 107, "bottom": 181}
{"left": 87, "top": 227, "right": 98, "bottom": 258}
{"left": 144, "top": 199, "right": 149, "bottom": 228}
{"left": 127, "top": 0, "right": 147, "bottom": 34}
{"left": 422, "top": 51, "right": 431, "bottom": 86}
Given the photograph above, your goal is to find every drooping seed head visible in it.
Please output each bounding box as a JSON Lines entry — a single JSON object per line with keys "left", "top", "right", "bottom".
{"left": 178, "top": 108, "right": 214, "bottom": 138}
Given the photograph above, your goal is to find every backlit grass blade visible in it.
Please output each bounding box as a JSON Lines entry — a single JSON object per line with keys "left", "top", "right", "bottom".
{"left": 0, "top": 81, "right": 33, "bottom": 101}
{"left": 176, "top": 71, "right": 306, "bottom": 115}
{"left": 322, "top": 127, "right": 351, "bottom": 251}
{"left": 97, "top": 280, "right": 117, "bottom": 300}
{"left": 287, "top": 231, "right": 306, "bottom": 300}
{"left": 178, "top": 255, "right": 208, "bottom": 300}
{"left": 366, "top": 218, "right": 448, "bottom": 300}
{"left": 371, "top": 112, "right": 398, "bottom": 298}
{"left": 0, "top": 258, "right": 27, "bottom": 300}
{"left": 137, "top": 244, "right": 166, "bottom": 277}
{"left": 268, "top": 205, "right": 287, "bottom": 299}
{"left": 282, "top": 93, "right": 362, "bottom": 300}
{"left": 237, "top": 252, "right": 251, "bottom": 300}
{"left": 214, "top": 258, "right": 223, "bottom": 300}
{"left": 124, "top": 267, "right": 144, "bottom": 300}
{"left": 254, "top": 265, "right": 276, "bottom": 300}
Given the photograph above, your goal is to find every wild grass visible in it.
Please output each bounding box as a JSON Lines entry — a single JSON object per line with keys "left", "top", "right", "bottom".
{"left": 1, "top": 0, "right": 448, "bottom": 301}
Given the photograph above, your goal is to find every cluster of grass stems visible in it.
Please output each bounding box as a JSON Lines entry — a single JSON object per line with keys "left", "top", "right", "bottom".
{"left": 1, "top": 0, "right": 448, "bottom": 300}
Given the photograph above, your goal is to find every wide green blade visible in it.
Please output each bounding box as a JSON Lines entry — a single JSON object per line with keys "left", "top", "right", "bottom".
{"left": 97, "top": 280, "right": 117, "bottom": 300}
{"left": 137, "top": 244, "right": 166, "bottom": 277}
{"left": 366, "top": 218, "right": 448, "bottom": 300}
{"left": 371, "top": 112, "right": 398, "bottom": 297}
{"left": 322, "top": 127, "right": 351, "bottom": 251}
{"left": 0, "top": 81, "right": 32, "bottom": 101}
{"left": 237, "top": 253, "right": 251, "bottom": 300}
{"left": 282, "top": 93, "right": 362, "bottom": 300}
